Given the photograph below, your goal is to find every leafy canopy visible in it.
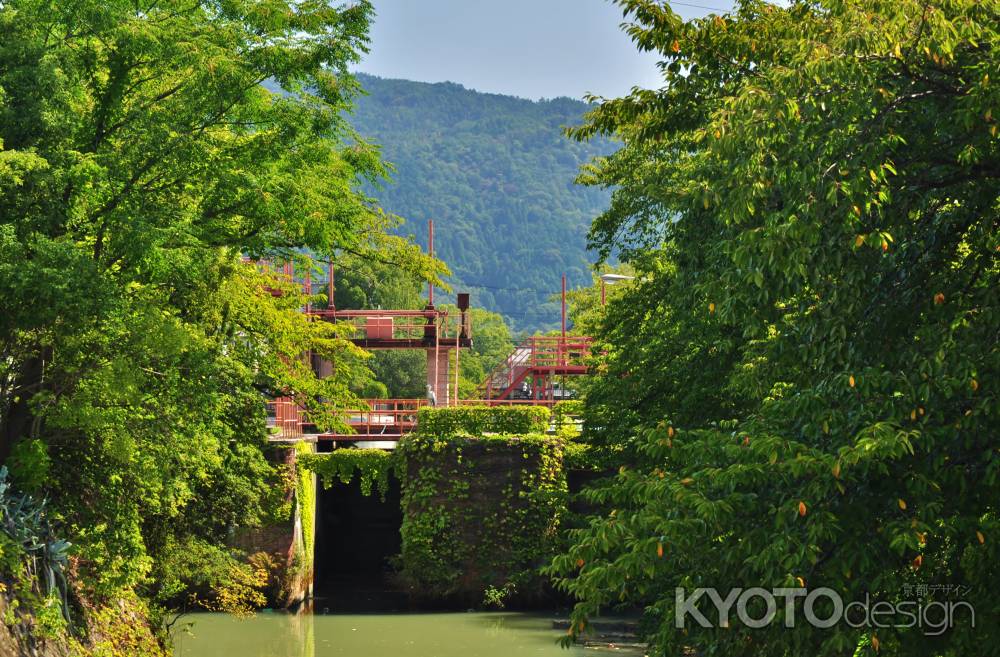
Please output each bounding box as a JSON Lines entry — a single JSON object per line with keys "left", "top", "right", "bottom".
{"left": 549, "top": 1, "right": 999, "bottom": 656}
{"left": 0, "top": 0, "right": 438, "bottom": 602}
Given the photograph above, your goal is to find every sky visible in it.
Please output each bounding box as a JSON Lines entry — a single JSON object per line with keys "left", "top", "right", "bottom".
{"left": 358, "top": 0, "right": 732, "bottom": 101}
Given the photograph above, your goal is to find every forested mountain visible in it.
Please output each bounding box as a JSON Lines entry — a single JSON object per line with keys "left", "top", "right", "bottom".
{"left": 349, "top": 74, "right": 612, "bottom": 332}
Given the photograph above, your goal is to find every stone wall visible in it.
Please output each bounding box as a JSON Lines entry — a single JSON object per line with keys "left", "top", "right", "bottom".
{"left": 232, "top": 442, "right": 315, "bottom": 609}
{"left": 395, "top": 432, "right": 567, "bottom": 607}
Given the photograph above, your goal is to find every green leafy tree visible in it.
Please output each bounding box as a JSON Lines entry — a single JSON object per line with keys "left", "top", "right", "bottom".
{"left": 0, "top": 0, "right": 440, "bottom": 606}
{"left": 452, "top": 306, "right": 515, "bottom": 398}
{"left": 549, "top": 1, "right": 999, "bottom": 655}
{"left": 329, "top": 250, "right": 430, "bottom": 398}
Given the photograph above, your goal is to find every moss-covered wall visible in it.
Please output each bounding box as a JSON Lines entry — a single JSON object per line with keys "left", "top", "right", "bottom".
{"left": 395, "top": 431, "right": 566, "bottom": 606}
{"left": 232, "top": 441, "right": 316, "bottom": 609}
{"left": 300, "top": 406, "right": 570, "bottom": 608}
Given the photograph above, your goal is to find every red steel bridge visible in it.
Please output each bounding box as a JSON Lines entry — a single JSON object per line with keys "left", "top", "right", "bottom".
{"left": 263, "top": 222, "right": 592, "bottom": 443}
{"left": 267, "top": 333, "right": 592, "bottom": 442}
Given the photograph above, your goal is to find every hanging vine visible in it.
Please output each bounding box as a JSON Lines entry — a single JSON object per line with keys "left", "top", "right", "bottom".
{"left": 298, "top": 449, "right": 396, "bottom": 499}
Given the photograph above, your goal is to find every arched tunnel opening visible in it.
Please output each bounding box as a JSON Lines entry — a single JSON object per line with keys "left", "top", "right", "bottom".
{"left": 313, "top": 444, "right": 406, "bottom": 612}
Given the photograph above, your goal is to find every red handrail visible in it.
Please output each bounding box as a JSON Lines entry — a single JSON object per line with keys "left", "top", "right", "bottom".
{"left": 479, "top": 336, "right": 592, "bottom": 400}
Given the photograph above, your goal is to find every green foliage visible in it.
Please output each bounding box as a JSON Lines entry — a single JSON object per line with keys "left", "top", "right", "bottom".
{"left": 552, "top": 400, "right": 583, "bottom": 430}
{"left": 33, "top": 593, "right": 67, "bottom": 640}
{"left": 70, "top": 590, "right": 169, "bottom": 657}
{"left": 149, "top": 536, "right": 267, "bottom": 616}
{"left": 551, "top": 1, "right": 1000, "bottom": 656}
{"left": 367, "top": 352, "right": 426, "bottom": 399}
{"left": 395, "top": 432, "right": 567, "bottom": 602}
{"left": 298, "top": 448, "right": 394, "bottom": 499}
{"left": 481, "top": 583, "right": 516, "bottom": 610}
{"left": 294, "top": 443, "right": 316, "bottom": 570}
{"left": 350, "top": 74, "right": 614, "bottom": 331}
{"left": 327, "top": 249, "right": 431, "bottom": 399}
{"left": 7, "top": 438, "right": 50, "bottom": 494}
{"left": 417, "top": 405, "right": 550, "bottom": 437}
{"left": 0, "top": 0, "right": 438, "bottom": 614}
{"left": 0, "top": 467, "right": 71, "bottom": 623}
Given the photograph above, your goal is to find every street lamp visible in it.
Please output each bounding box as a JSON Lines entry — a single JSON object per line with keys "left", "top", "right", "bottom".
{"left": 599, "top": 273, "right": 635, "bottom": 306}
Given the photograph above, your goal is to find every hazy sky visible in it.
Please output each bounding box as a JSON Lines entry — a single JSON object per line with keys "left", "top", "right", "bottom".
{"left": 358, "top": 0, "right": 731, "bottom": 100}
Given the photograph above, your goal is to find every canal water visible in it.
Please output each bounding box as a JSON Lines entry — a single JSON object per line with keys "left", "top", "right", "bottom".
{"left": 172, "top": 610, "right": 639, "bottom": 656}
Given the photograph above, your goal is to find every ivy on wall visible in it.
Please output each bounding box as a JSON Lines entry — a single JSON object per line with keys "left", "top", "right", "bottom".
{"left": 298, "top": 448, "right": 395, "bottom": 499}
{"left": 296, "top": 406, "right": 571, "bottom": 607}
{"left": 394, "top": 432, "right": 568, "bottom": 604}
{"left": 294, "top": 442, "right": 316, "bottom": 568}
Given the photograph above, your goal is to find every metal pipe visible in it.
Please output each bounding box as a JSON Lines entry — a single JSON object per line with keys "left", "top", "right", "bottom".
{"left": 304, "top": 268, "right": 311, "bottom": 313}
{"left": 434, "top": 326, "right": 440, "bottom": 405}
{"left": 561, "top": 274, "right": 567, "bottom": 338}
{"left": 327, "top": 259, "right": 335, "bottom": 310}
{"left": 454, "top": 340, "right": 460, "bottom": 407}
{"left": 428, "top": 219, "right": 434, "bottom": 306}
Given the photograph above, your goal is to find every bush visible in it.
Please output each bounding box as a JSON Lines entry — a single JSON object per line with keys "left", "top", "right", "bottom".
{"left": 417, "top": 405, "right": 550, "bottom": 437}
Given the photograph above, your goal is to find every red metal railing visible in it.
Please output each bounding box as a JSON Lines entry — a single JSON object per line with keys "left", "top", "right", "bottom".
{"left": 242, "top": 259, "right": 471, "bottom": 345}
{"left": 305, "top": 308, "right": 470, "bottom": 344}
{"left": 265, "top": 396, "right": 583, "bottom": 441}
{"left": 266, "top": 398, "right": 303, "bottom": 440}
{"left": 331, "top": 398, "right": 427, "bottom": 439}
{"left": 479, "top": 336, "right": 592, "bottom": 401}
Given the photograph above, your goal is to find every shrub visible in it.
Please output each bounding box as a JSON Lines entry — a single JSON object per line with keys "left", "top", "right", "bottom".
{"left": 417, "top": 405, "right": 549, "bottom": 437}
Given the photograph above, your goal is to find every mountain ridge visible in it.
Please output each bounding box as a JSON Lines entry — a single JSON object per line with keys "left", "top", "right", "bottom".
{"left": 349, "top": 73, "right": 612, "bottom": 331}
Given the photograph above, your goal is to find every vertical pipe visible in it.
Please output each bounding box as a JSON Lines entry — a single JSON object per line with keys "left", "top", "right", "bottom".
{"left": 454, "top": 341, "right": 460, "bottom": 407}
{"left": 428, "top": 219, "right": 435, "bottom": 306}
{"left": 327, "top": 259, "right": 335, "bottom": 310}
{"left": 561, "top": 273, "right": 567, "bottom": 338}
{"left": 304, "top": 268, "right": 311, "bottom": 313}
{"left": 434, "top": 328, "right": 440, "bottom": 406}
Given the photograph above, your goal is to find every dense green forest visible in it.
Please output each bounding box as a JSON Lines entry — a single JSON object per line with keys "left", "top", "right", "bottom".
{"left": 348, "top": 74, "right": 613, "bottom": 332}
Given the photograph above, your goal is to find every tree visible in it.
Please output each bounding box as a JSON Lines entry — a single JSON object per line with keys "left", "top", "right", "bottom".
{"left": 329, "top": 250, "right": 430, "bottom": 398}
{"left": 452, "top": 306, "right": 515, "bottom": 398}
{"left": 549, "top": 1, "right": 999, "bottom": 655}
{"left": 0, "top": 0, "right": 441, "bottom": 603}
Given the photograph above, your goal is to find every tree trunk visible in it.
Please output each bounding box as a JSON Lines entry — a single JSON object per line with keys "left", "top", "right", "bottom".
{"left": 0, "top": 349, "right": 48, "bottom": 463}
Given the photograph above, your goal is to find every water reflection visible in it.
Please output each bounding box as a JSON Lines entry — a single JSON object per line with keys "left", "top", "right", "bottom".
{"left": 172, "top": 610, "right": 637, "bottom": 657}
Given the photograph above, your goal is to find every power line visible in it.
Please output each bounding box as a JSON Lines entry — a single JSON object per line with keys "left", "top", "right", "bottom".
{"left": 668, "top": 1, "right": 731, "bottom": 11}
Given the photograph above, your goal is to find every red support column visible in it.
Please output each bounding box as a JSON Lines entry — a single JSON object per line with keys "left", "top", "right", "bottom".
{"left": 561, "top": 273, "right": 567, "bottom": 338}
{"left": 427, "top": 219, "right": 435, "bottom": 306}
{"left": 304, "top": 268, "right": 311, "bottom": 313}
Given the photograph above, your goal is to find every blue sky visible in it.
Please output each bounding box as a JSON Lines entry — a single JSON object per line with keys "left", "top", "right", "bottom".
{"left": 358, "top": 0, "right": 732, "bottom": 100}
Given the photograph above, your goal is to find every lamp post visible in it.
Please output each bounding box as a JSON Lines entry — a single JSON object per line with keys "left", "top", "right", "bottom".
{"left": 599, "top": 273, "right": 635, "bottom": 306}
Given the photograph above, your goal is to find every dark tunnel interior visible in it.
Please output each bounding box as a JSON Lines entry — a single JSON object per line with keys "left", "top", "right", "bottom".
{"left": 312, "top": 445, "right": 406, "bottom": 612}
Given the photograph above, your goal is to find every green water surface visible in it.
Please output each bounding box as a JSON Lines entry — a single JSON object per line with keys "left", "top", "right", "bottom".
{"left": 172, "top": 611, "right": 638, "bottom": 657}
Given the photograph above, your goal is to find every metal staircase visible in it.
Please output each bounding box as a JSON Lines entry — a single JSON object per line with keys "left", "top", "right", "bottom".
{"left": 478, "top": 336, "right": 592, "bottom": 403}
